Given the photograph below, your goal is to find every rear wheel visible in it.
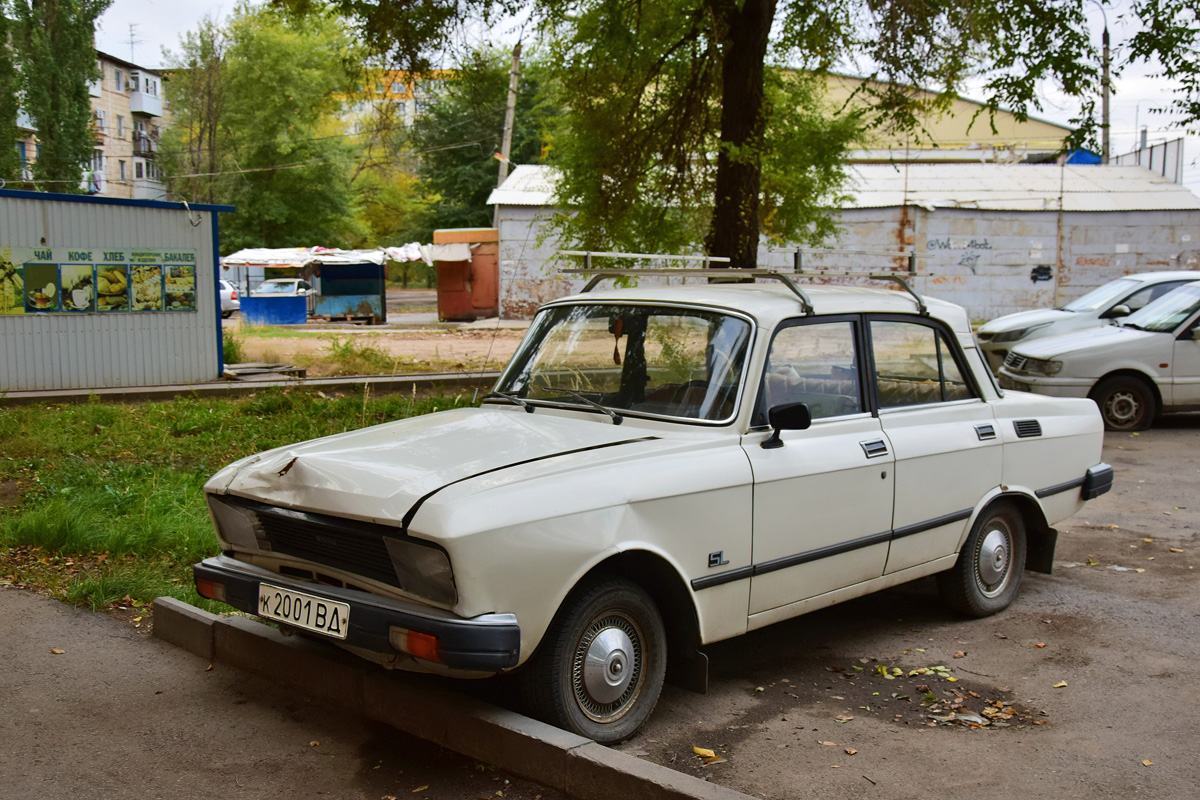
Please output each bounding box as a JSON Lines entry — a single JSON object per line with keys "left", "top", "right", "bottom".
{"left": 938, "top": 501, "right": 1027, "bottom": 618}
{"left": 1090, "top": 376, "right": 1156, "bottom": 431}
{"left": 521, "top": 577, "right": 666, "bottom": 744}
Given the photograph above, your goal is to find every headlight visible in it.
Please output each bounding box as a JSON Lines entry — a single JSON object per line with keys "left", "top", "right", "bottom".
{"left": 207, "top": 494, "right": 263, "bottom": 550}
{"left": 1023, "top": 357, "right": 1063, "bottom": 376}
{"left": 991, "top": 323, "right": 1051, "bottom": 343}
{"left": 384, "top": 537, "right": 457, "bottom": 606}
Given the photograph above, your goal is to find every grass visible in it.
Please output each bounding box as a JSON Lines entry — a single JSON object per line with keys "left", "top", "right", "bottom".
{"left": 0, "top": 389, "right": 473, "bottom": 618}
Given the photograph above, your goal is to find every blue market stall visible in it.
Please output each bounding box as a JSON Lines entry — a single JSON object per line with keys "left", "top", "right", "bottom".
{"left": 222, "top": 247, "right": 389, "bottom": 325}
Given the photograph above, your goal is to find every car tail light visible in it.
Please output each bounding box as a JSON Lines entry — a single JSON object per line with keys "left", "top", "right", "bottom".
{"left": 231, "top": 289, "right": 238, "bottom": 299}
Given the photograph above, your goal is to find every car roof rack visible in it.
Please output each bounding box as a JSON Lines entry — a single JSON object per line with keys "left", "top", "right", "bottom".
{"left": 558, "top": 248, "right": 928, "bottom": 316}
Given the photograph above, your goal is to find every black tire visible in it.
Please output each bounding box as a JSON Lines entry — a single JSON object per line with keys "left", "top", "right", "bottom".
{"left": 938, "top": 501, "right": 1027, "bottom": 618}
{"left": 222, "top": 310, "right": 233, "bottom": 319}
{"left": 1089, "top": 376, "right": 1156, "bottom": 432}
{"left": 521, "top": 577, "right": 666, "bottom": 744}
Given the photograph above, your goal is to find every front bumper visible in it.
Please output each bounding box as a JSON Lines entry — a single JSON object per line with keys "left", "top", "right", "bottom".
{"left": 193, "top": 555, "right": 520, "bottom": 672}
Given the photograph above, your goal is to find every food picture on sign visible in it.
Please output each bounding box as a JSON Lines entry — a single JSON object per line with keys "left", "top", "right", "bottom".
{"left": 62, "top": 264, "right": 96, "bottom": 312}
{"left": 97, "top": 267, "right": 129, "bottom": 311}
{"left": 131, "top": 264, "right": 163, "bottom": 310}
{"left": 24, "top": 263, "right": 60, "bottom": 312}
{"left": 0, "top": 250, "right": 23, "bottom": 314}
{"left": 164, "top": 265, "right": 196, "bottom": 311}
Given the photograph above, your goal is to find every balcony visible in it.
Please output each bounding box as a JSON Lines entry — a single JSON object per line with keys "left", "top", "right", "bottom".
{"left": 133, "top": 131, "right": 159, "bottom": 158}
{"left": 129, "top": 90, "right": 164, "bottom": 118}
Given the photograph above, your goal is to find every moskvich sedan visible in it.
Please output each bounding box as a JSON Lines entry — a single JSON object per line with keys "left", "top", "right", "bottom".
{"left": 195, "top": 274, "right": 1112, "bottom": 742}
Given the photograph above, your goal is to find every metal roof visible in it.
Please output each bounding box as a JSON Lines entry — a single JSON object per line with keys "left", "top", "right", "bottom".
{"left": 488, "top": 163, "right": 1200, "bottom": 213}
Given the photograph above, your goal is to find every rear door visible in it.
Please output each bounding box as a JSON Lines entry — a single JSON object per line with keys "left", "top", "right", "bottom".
{"left": 867, "top": 317, "right": 1001, "bottom": 574}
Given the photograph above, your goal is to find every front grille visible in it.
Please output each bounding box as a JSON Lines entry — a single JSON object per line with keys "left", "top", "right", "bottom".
{"left": 1004, "top": 352, "right": 1028, "bottom": 371}
{"left": 250, "top": 503, "right": 401, "bottom": 588}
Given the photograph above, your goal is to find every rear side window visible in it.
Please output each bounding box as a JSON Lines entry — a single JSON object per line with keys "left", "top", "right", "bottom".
{"left": 870, "top": 320, "right": 976, "bottom": 408}
{"left": 760, "top": 320, "right": 862, "bottom": 422}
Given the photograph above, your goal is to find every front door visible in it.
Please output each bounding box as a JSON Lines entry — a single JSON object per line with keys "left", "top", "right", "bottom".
{"left": 745, "top": 318, "right": 894, "bottom": 615}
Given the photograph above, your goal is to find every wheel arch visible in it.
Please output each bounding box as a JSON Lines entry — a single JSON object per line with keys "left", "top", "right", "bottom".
{"left": 564, "top": 550, "right": 707, "bottom": 693}
{"left": 986, "top": 491, "right": 1056, "bottom": 575}
{"left": 1090, "top": 369, "right": 1163, "bottom": 409}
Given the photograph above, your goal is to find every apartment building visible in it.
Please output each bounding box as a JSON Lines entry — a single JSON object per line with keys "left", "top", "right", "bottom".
{"left": 86, "top": 51, "right": 168, "bottom": 200}
{"left": 342, "top": 69, "right": 452, "bottom": 134}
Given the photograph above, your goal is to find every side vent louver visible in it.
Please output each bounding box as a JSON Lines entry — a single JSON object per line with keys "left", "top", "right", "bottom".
{"left": 975, "top": 424, "right": 997, "bottom": 441}
{"left": 1014, "top": 419, "right": 1042, "bottom": 438}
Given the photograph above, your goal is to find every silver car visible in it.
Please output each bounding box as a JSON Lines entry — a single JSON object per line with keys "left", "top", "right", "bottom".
{"left": 219, "top": 279, "right": 240, "bottom": 318}
{"left": 977, "top": 271, "right": 1200, "bottom": 372}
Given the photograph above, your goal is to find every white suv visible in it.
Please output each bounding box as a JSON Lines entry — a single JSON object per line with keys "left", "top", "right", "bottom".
{"left": 194, "top": 269, "right": 1110, "bottom": 743}
{"left": 977, "top": 271, "right": 1200, "bottom": 372}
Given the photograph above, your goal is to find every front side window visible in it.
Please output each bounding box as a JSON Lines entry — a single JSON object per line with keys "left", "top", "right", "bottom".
{"left": 1122, "top": 284, "right": 1200, "bottom": 333}
{"left": 871, "top": 320, "right": 975, "bottom": 408}
{"left": 759, "top": 320, "right": 862, "bottom": 423}
{"left": 496, "top": 304, "right": 752, "bottom": 422}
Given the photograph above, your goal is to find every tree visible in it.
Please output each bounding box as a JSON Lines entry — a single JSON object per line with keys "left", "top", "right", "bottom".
{"left": 285, "top": 0, "right": 1200, "bottom": 267}
{"left": 162, "top": 4, "right": 362, "bottom": 252}
{"left": 1129, "top": 0, "right": 1200, "bottom": 129}
{"left": 6, "top": 0, "right": 110, "bottom": 191}
{"left": 406, "top": 45, "right": 560, "bottom": 238}
{"left": 0, "top": 8, "right": 21, "bottom": 185}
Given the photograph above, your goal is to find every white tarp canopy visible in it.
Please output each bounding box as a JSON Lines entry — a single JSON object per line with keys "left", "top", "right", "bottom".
{"left": 222, "top": 247, "right": 391, "bottom": 268}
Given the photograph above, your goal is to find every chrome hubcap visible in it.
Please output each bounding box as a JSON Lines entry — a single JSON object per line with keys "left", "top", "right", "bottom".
{"left": 976, "top": 527, "right": 1012, "bottom": 597}
{"left": 572, "top": 614, "right": 643, "bottom": 722}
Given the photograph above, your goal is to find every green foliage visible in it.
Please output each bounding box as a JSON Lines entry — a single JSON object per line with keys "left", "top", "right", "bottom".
{"left": 6, "top": 0, "right": 110, "bottom": 191}
{"left": 0, "top": 10, "right": 21, "bottom": 184}
{"left": 162, "top": 4, "right": 363, "bottom": 251}
{"left": 1129, "top": 0, "right": 1200, "bottom": 129}
{"left": 407, "top": 45, "right": 561, "bottom": 239}
{"left": 222, "top": 329, "right": 244, "bottom": 364}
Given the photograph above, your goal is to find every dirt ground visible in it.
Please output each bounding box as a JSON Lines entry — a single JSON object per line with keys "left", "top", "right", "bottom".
{"left": 611, "top": 417, "right": 1200, "bottom": 800}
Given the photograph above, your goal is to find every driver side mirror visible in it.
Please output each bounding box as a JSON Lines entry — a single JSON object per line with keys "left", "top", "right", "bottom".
{"left": 1102, "top": 304, "right": 1132, "bottom": 319}
{"left": 761, "top": 402, "right": 812, "bottom": 449}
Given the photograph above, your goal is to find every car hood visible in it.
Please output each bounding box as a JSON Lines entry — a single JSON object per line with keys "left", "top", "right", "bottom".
{"left": 208, "top": 407, "right": 673, "bottom": 527}
{"left": 1010, "top": 324, "right": 1157, "bottom": 359}
{"left": 979, "top": 308, "right": 1072, "bottom": 333}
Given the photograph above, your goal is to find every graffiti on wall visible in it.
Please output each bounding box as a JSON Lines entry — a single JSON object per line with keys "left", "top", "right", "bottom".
{"left": 927, "top": 237, "right": 994, "bottom": 275}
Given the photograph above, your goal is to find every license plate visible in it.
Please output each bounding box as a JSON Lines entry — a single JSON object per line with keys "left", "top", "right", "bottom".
{"left": 257, "top": 583, "right": 350, "bottom": 640}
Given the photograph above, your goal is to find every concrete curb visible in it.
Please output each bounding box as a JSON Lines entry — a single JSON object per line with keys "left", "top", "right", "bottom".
{"left": 153, "top": 597, "right": 752, "bottom": 800}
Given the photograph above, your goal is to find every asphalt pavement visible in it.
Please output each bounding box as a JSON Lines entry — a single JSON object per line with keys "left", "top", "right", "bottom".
{"left": 0, "top": 588, "right": 563, "bottom": 800}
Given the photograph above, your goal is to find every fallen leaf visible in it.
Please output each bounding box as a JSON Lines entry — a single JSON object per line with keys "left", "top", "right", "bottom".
{"left": 50, "top": 648, "right": 64, "bottom": 655}
{"left": 1035, "top": 642, "right": 1046, "bottom": 648}
{"left": 818, "top": 740, "right": 838, "bottom": 747}
{"left": 953, "top": 651, "right": 966, "bottom": 658}
{"left": 1053, "top": 681, "right": 1068, "bottom": 689}
{"left": 845, "top": 748, "right": 858, "bottom": 755}
{"left": 946, "top": 677, "right": 959, "bottom": 683}
{"left": 753, "top": 686, "right": 764, "bottom": 693}
{"left": 835, "top": 715, "right": 854, "bottom": 723}
{"left": 205, "top": 663, "right": 214, "bottom": 672}
{"left": 1143, "top": 538, "right": 1154, "bottom": 543}
{"left": 994, "top": 633, "right": 1007, "bottom": 639}
{"left": 309, "top": 741, "right": 319, "bottom": 747}
{"left": 411, "top": 786, "right": 428, "bottom": 794}
{"left": 1141, "top": 760, "right": 1153, "bottom": 767}
{"left": 1136, "top": 568, "right": 1146, "bottom": 573}
{"left": 1170, "top": 548, "right": 1184, "bottom": 553}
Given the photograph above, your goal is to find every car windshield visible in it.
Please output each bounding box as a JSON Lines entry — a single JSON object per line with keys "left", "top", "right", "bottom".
{"left": 494, "top": 303, "right": 752, "bottom": 422}
{"left": 257, "top": 281, "right": 296, "bottom": 294}
{"left": 1121, "top": 284, "right": 1200, "bottom": 332}
{"left": 1061, "top": 278, "right": 1141, "bottom": 312}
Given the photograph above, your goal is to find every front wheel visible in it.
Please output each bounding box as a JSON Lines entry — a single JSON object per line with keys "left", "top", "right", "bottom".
{"left": 938, "top": 501, "right": 1027, "bottom": 618}
{"left": 1090, "top": 376, "right": 1156, "bottom": 431}
{"left": 521, "top": 577, "right": 666, "bottom": 744}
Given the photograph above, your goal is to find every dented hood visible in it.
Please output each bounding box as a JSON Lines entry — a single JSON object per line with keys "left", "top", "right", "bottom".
{"left": 207, "top": 407, "right": 658, "bottom": 526}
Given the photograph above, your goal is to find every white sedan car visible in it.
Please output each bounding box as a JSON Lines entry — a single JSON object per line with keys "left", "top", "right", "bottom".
{"left": 999, "top": 282, "right": 1200, "bottom": 431}
{"left": 194, "top": 276, "right": 1110, "bottom": 742}
{"left": 977, "top": 271, "right": 1200, "bottom": 372}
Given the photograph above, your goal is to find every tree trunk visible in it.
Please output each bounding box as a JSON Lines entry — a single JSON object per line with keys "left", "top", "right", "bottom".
{"left": 706, "top": 0, "right": 777, "bottom": 269}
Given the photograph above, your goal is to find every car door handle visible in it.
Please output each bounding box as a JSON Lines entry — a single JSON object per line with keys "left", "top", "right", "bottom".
{"left": 975, "top": 423, "right": 997, "bottom": 441}
{"left": 860, "top": 439, "right": 889, "bottom": 458}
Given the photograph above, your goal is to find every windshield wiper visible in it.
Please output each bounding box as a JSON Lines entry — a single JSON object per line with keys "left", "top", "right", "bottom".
{"left": 543, "top": 388, "right": 624, "bottom": 425}
{"left": 483, "top": 390, "right": 534, "bottom": 413}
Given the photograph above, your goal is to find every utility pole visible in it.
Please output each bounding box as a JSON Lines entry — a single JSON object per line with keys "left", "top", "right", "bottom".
{"left": 494, "top": 43, "right": 522, "bottom": 229}
{"left": 1091, "top": 1, "right": 1111, "bottom": 164}
{"left": 497, "top": 43, "right": 522, "bottom": 188}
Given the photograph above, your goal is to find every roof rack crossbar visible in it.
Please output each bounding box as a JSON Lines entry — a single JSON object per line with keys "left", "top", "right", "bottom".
{"left": 562, "top": 267, "right": 815, "bottom": 315}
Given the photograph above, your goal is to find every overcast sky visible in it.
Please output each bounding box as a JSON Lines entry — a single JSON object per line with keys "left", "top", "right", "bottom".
{"left": 94, "top": 0, "right": 1197, "bottom": 190}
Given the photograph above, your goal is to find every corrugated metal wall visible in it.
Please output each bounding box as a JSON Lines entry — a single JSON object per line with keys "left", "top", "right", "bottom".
{"left": 496, "top": 203, "right": 1200, "bottom": 322}
{"left": 1, "top": 193, "right": 223, "bottom": 391}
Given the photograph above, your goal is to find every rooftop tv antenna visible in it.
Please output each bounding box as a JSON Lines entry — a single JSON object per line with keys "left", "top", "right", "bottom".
{"left": 127, "top": 23, "right": 143, "bottom": 63}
